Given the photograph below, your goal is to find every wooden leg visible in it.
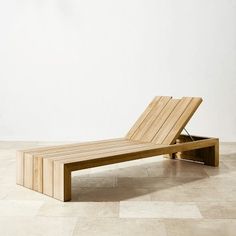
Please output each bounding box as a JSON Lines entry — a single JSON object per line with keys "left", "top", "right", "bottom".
{"left": 53, "top": 162, "right": 71, "bottom": 201}
{"left": 163, "top": 153, "right": 176, "bottom": 159}
{"left": 202, "top": 141, "right": 219, "bottom": 167}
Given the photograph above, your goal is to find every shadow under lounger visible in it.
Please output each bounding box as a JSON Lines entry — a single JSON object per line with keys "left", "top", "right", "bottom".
{"left": 16, "top": 96, "right": 219, "bottom": 201}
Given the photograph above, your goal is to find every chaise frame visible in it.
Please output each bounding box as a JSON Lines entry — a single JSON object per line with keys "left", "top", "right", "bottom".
{"left": 17, "top": 134, "right": 219, "bottom": 201}
{"left": 16, "top": 96, "right": 219, "bottom": 201}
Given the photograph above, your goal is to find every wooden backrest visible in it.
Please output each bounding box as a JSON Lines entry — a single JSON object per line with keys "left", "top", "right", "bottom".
{"left": 126, "top": 96, "right": 202, "bottom": 145}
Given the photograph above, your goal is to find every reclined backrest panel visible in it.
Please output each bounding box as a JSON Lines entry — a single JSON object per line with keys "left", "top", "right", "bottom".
{"left": 152, "top": 97, "right": 202, "bottom": 144}
{"left": 126, "top": 96, "right": 202, "bottom": 145}
{"left": 126, "top": 96, "right": 171, "bottom": 140}
{"left": 140, "top": 98, "right": 180, "bottom": 143}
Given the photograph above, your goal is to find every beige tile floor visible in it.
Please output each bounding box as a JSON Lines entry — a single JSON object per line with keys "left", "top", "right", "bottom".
{"left": 0, "top": 141, "right": 236, "bottom": 236}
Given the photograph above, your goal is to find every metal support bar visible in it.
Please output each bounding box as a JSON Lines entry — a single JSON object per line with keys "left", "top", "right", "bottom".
{"left": 184, "top": 128, "right": 194, "bottom": 141}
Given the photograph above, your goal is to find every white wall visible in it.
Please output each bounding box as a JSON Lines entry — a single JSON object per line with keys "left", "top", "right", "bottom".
{"left": 0, "top": 0, "right": 236, "bottom": 142}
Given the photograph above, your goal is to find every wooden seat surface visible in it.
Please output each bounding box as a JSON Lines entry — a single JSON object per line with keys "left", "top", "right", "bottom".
{"left": 18, "top": 138, "right": 165, "bottom": 191}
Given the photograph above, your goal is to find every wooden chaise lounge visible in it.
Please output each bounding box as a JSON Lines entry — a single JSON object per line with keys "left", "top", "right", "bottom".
{"left": 16, "top": 96, "right": 219, "bottom": 201}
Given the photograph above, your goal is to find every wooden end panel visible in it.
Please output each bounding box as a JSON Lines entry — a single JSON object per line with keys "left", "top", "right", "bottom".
{"left": 33, "top": 156, "right": 43, "bottom": 192}
{"left": 204, "top": 139, "right": 219, "bottom": 167}
{"left": 43, "top": 159, "right": 54, "bottom": 197}
{"left": 16, "top": 151, "right": 24, "bottom": 185}
{"left": 53, "top": 162, "right": 71, "bottom": 202}
{"left": 23, "top": 153, "right": 34, "bottom": 189}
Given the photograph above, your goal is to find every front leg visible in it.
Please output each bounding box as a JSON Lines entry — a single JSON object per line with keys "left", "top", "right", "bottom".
{"left": 53, "top": 162, "right": 72, "bottom": 201}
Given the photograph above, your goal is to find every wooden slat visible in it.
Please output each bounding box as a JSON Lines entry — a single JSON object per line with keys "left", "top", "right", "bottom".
{"left": 162, "top": 97, "right": 202, "bottom": 144}
{"left": 33, "top": 157, "right": 43, "bottom": 192}
{"left": 16, "top": 151, "right": 24, "bottom": 185}
{"left": 152, "top": 97, "right": 193, "bottom": 144}
{"left": 131, "top": 96, "right": 172, "bottom": 141}
{"left": 53, "top": 162, "right": 64, "bottom": 201}
{"left": 59, "top": 143, "right": 165, "bottom": 164}
{"left": 141, "top": 99, "right": 180, "bottom": 142}
{"left": 21, "top": 138, "right": 125, "bottom": 155}
{"left": 23, "top": 153, "right": 34, "bottom": 189}
{"left": 43, "top": 158, "right": 54, "bottom": 196}
{"left": 44, "top": 142, "right": 155, "bottom": 163}
{"left": 38, "top": 157, "right": 43, "bottom": 193}
{"left": 33, "top": 157, "right": 39, "bottom": 191}
{"left": 126, "top": 97, "right": 163, "bottom": 139}
{"left": 33, "top": 139, "right": 131, "bottom": 158}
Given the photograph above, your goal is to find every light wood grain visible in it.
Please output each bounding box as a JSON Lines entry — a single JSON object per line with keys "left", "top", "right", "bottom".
{"left": 16, "top": 138, "right": 125, "bottom": 188}
{"left": 23, "top": 153, "right": 34, "bottom": 189}
{"left": 43, "top": 158, "right": 54, "bottom": 196}
{"left": 162, "top": 97, "right": 202, "bottom": 144}
{"left": 152, "top": 97, "right": 193, "bottom": 144}
{"left": 141, "top": 99, "right": 180, "bottom": 143}
{"left": 126, "top": 96, "right": 163, "bottom": 139}
{"left": 16, "top": 151, "right": 24, "bottom": 185}
{"left": 32, "top": 139, "right": 132, "bottom": 192}
{"left": 53, "top": 162, "right": 71, "bottom": 201}
{"left": 33, "top": 156, "right": 43, "bottom": 192}
{"left": 42, "top": 141, "right": 157, "bottom": 196}
{"left": 171, "top": 135, "right": 219, "bottom": 166}
{"left": 131, "top": 96, "right": 172, "bottom": 141}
